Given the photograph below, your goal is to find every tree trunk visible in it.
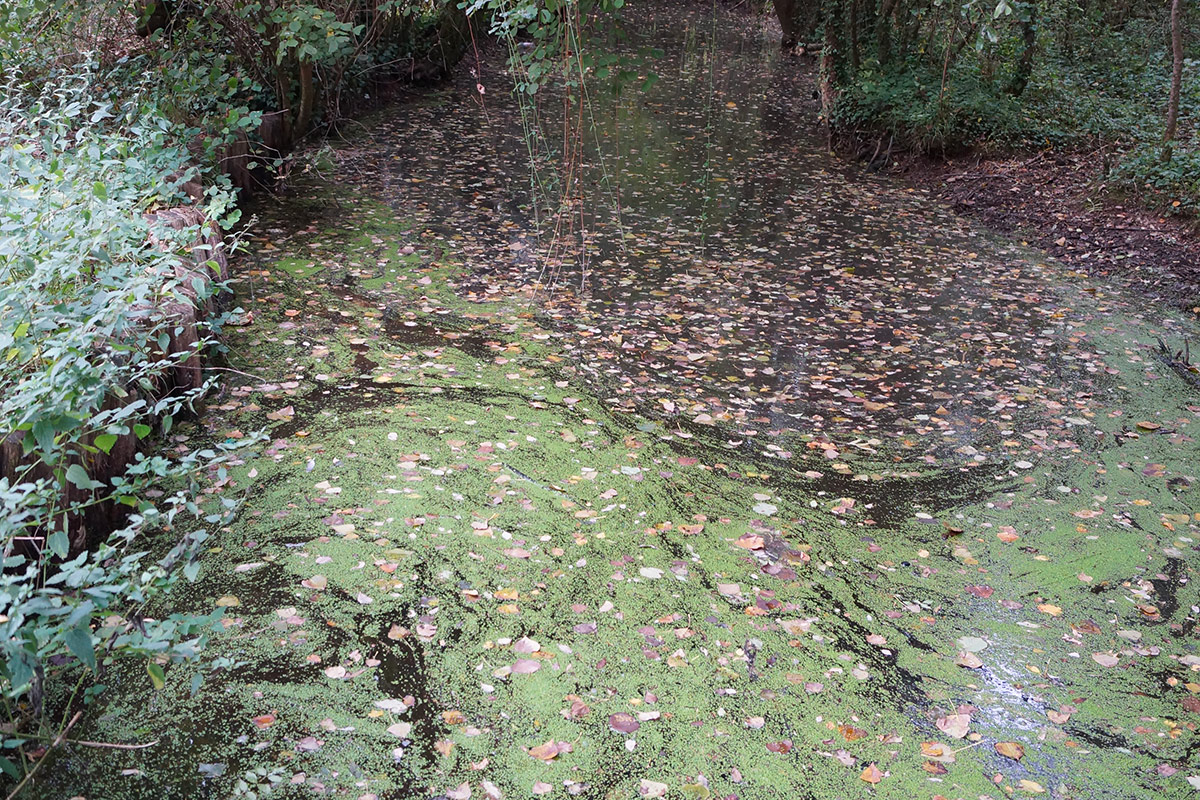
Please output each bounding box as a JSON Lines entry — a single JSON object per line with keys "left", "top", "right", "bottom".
{"left": 876, "top": 0, "right": 900, "bottom": 67}
{"left": 133, "top": 0, "right": 173, "bottom": 37}
{"left": 773, "top": 0, "right": 798, "bottom": 49}
{"left": 295, "top": 60, "right": 316, "bottom": 140}
{"left": 1164, "top": 0, "right": 1183, "bottom": 144}
{"left": 774, "top": 0, "right": 821, "bottom": 49}
{"left": 1007, "top": 1, "right": 1038, "bottom": 97}
{"left": 848, "top": 0, "right": 860, "bottom": 73}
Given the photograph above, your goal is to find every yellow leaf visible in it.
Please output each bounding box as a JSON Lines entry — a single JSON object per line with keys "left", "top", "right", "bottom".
{"left": 995, "top": 741, "right": 1024, "bottom": 760}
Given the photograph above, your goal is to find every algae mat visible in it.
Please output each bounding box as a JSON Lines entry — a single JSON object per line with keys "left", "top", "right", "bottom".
{"left": 49, "top": 11, "right": 1200, "bottom": 800}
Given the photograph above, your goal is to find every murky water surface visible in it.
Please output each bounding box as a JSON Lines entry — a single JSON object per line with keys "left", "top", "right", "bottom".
{"left": 46, "top": 8, "right": 1200, "bottom": 800}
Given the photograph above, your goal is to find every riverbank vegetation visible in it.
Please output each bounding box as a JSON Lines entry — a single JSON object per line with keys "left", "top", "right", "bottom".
{"left": 773, "top": 0, "right": 1197, "bottom": 217}
{"left": 0, "top": 0, "right": 474, "bottom": 787}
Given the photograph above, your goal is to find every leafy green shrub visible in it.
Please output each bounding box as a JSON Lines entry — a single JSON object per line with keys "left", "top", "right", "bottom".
{"left": 0, "top": 65, "right": 258, "bottom": 786}
{"left": 1111, "top": 142, "right": 1200, "bottom": 217}
{"left": 833, "top": 62, "right": 1030, "bottom": 155}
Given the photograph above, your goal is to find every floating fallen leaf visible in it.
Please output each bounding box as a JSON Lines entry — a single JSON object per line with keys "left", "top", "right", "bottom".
{"left": 638, "top": 780, "right": 668, "bottom": 798}
{"left": 527, "top": 739, "right": 571, "bottom": 761}
{"left": 936, "top": 713, "right": 970, "bottom": 739}
{"left": 955, "top": 651, "right": 984, "bottom": 669}
{"left": 609, "top": 712, "right": 640, "bottom": 733}
{"left": 995, "top": 741, "right": 1024, "bottom": 760}
{"left": 266, "top": 405, "right": 295, "bottom": 421}
{"left": 513, "top": 637, "right": 540, "bottom": 654}
{"left": 957, "top": 635, "right": 989, "bottom": 652}
{"left": 733, "top": 533, "right": 764, "bottom": 550}
{"left": 921, "top": 742, "right": 955, "bottom": 763}
{"left": 859, "top": 763, "right": 883, "bottom": 784}
{"left": 295, "top": 736, "right": 321, "bottom": 752}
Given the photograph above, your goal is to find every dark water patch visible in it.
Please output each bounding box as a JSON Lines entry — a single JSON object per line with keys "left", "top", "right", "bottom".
{"left": 382, "top": 317, "right": 498, "bottom": 361}
{"left": 1149, "top": 557, "right": 1184, "bottom": 626}
{"left": 222, "top": 559, "right": 298, "bottom": 614}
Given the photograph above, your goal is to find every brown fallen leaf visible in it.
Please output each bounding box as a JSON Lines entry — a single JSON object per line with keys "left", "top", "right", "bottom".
{"left": 251, "top": 712, "right": 276, "bottom": 729}
{"left": 921, "top": 741, "right": 955, "bottom": 763}
{"left": 527, "top": 739, "right": 572, "bottom": 761}
{"left": 609, "top": 712, "right": 640, "bottom": 734}
{"left": 839, "top": 724, "right": 867, "bottom": 741}
{"left": 955, "top": 652, "right": 984, "bottom": 669}
{"left": 859, "top": 763, "right": 883, "bottom": 784}
{"left": 995, "top": 741, "right": 1024, "bottom": 760}
{"left": 266, "top": 405, "right": 295, "bottom": 421}
{"left": 733, "top": 533, "right": 764, "bottom": 550}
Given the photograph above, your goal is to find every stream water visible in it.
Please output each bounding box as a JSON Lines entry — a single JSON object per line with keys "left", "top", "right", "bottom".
{"left": 46, "top": 7, "right": 1200, "bottom": 800}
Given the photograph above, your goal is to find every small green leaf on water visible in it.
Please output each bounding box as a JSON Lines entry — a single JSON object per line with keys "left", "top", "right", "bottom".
{"left": 147, "top": 661, "right": 165, "bottom": 690}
